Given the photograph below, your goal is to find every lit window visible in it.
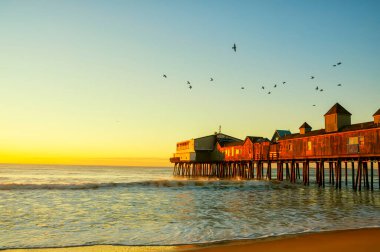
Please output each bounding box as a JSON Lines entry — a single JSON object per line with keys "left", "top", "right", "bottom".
{"left": 348, "top": 137, "right": 359, "bottom": 145}
{"left": 359, "top": 136, "right": 365, "bottom": 145}
{"left": 307, "top": 141, "right": 312, "bottom": 151}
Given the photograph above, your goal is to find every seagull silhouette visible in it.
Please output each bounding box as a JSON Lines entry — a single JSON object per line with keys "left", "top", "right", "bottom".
{"left": 310, "top": 76, "right": 315, "bottom": 79}
{"left": 262, "top": 86, "right": 265, "bottom": 90}
{"left": 337, "top": 62, "right": 342, "bottom": 65}
{"left": 313, "top": 104, "right": 316, "bottom": 106}
{"left": 232, "top": 43, "right": 237, "bottom": 52}
{"left": 163, "top": 74, "right": 167, "bottom": 78}
{"left": 189, "top": 85, "right": 192, "bottom": 89}
{"left": 268, "top": 91, "right": 271, "bottom": 94}
{"left": 274, "top": 84, "right": 277, "bottom": 88}
{"left": 320, "top": 89, "right": 324, "bottom": 92}
{"left": 315, "top": 86, "right": 319, "bottom": 90}
{"left": 241, "top": 87, "right": 245, "bottom": 90}
{"left": 337, "top": 84, "right": 342, "bottom": 86}
{"left": 187, "top": 81, "right": 191, "bottom": 85}
{"left": 282, "top": 81, "right": 286, "bottom": 84}
{"left": 210, "top": 78, "right": 214, "bottom": 81}
{"left": 333, "top": 64, "right": 336, "bottom": 67}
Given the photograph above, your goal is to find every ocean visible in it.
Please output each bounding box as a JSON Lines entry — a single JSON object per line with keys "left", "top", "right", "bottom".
{"left": 0, "top": 164, "right": 379, "bottom": 249}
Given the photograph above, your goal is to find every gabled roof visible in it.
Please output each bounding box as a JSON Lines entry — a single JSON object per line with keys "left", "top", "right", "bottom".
{"left": 275, "top": 130, "right": 292, "bottom": 137}
{"left": 216, "top": 133, "right": 244, "bottom": 147}
{"left": 373, "top": 109, "right": 380, "bottom": 116}
{"left": 271, "top": 130, "right": 292, "bottom": 142}
{"left": 193, "top": 132, "right": 242, "bottom": 142}
{"left": 245, "top": 136, "right": 265, "bottom": 143}
{"left": 324, "top": 103, "right": 352, "bottom": 116}
{"left": 299, "top": 122, "right": 312, "bottom": 129}
{"left": 257, "top": 137, "right": 270, "bottom": 142}
{"left": 215, "top": 133, "right": 243, "bottom": 142}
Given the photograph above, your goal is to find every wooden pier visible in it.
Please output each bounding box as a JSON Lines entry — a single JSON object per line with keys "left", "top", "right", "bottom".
{"left": 170, "top": 104, "right": 380, "bottom": 191}
{"left": 172, "top": 159, "right": 380, "bottom": 191}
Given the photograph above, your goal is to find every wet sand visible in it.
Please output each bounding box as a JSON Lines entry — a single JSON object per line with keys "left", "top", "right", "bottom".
{"left": 2, "top": 228, "right": 379, "bottom": 252}
{"left": 187, "top": 228, "right": 380, "bottom": 252}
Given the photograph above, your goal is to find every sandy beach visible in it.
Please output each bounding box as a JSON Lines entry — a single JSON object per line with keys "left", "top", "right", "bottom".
{"left": 2, "top": 228, "right": 379, "bottom": 252}
{"left": 187, "top": 228, "right": 380, "bottom": 252}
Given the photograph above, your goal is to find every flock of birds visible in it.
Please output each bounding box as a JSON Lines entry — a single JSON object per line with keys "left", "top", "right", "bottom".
{"left": 162, "top": 43, "right": 344, "bottom": 105}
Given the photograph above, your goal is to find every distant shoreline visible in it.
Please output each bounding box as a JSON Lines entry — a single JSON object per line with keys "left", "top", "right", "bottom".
{"left": 2, "top": 228, "right": 379, "bottom": 252}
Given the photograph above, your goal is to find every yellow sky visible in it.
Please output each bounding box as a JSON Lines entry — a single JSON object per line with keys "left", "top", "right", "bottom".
{"left": 1, "top": 1, "right": 379, "bottom": 167}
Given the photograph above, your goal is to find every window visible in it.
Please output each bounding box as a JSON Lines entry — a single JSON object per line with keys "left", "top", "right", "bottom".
{"left": 347, "top": 136, "right": 360, "bottom": 154}
{"left": 348, "top": 137, "right": 359, "bottom": 145}
{"left": 288, "top": 144, "right": 293, "bottom": 151}
{"left": 359, "top": 136, "right": 365, "bottom": 145}
{"left": 307, "top": 141, "right": 312, "bottom": 151}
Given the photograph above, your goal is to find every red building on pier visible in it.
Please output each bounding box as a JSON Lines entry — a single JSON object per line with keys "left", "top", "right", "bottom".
{"left": 171, "top": 103, "right": 380, "bottom": 163}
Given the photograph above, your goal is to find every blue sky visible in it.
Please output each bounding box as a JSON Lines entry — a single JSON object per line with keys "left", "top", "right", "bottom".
{"left": 0, "top": 0, "right": 379, "bottom": 165}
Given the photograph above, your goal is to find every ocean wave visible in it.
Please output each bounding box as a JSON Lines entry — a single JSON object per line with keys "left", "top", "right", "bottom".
{"left": 0, "top": 179, "right": 278, "bottom": 191}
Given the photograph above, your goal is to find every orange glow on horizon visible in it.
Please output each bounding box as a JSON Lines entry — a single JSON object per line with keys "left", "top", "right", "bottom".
{"left": 0, "top": 152, "right": 171, "bottom": 167}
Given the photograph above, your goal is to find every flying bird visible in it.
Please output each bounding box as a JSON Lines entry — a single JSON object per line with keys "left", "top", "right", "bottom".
{"left": 232, "top": 43, "right": 237, "bottom": 52}
{"left": 187, "top": 81, "right": 191, "bottom": 85}
{"left": 337, "top": 62, "right": 342, "bottom": 65}
{"left": 282, "top": 81, "right": 286, "bottom": 84}
{"left": 310, "top": 76, "right": 315, "bottom": 79}
{"left": 189, "top": 85, "right": 192, "bottom": 90}
{"left": 241, "top": 87, "right": 245, "bottom": 90}
{"left": 313, "top": 104, "right": 316, "bottom": 106}
{"left": 262, "top": 86, "right": 265, "bottom": 89}
{"left": 268, "top": 91, "right": 271, "bottom": 94}
{"left": 274, "top": 84, "right": 277, "bottom": 88}
{"left": 320, "top": 89, "right": 324, "bottom": 92}
{"left": 315, "top": 86, "right": 319, "bottom": 90}
{"left": 333, "top": 64, "right": 336, "bottom": 67}
{"left": 210, "top": 78, "right": 214, "bottom": 81}
{"left": 163, "top": 74, "right": 167, "bottom": 78}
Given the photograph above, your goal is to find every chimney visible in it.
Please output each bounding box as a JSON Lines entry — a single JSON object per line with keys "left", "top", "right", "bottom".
{"left": 374, "top": 109, "right": 380, "bottom": 124}
{"left": 324, "top": 103, "right": 352, "bottom": 132}
{"left": 299, "top": 122, "right": 312, "bottom": 134}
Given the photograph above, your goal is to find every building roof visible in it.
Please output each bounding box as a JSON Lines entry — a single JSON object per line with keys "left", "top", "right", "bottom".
{"left": 245, "top": 136, "right": 265, "bottom": 143}
{"left": 324, "top": 103, "right": 352, "bottom": 116}
{"left": 299, "top": 122, "right": 312, "bottom": 129}
{"left": 373, "top": 108, "right": 380, "bottom": 116}
{"left": 279, "top": 121, "right": 380, "bottom": 141}
{"left": 271, "top": 130, "right": 292, "bottom": 142}
{"left": 220, "top": 140, "right": 244, "bottom": 147}
{"left": 216, "top": 133, "right": 244, "bottom": 147}
{"left": 276, "top": 130, "right": 292, "bottom": 137}
{"left": 340, "top": 121, "right": 380, "bottom": 132}
{"left": 216, "top": 133, "right": 243, "bottom": 142}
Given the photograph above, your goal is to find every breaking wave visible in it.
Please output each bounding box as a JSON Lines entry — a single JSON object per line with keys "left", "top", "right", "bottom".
{"left": 0, "top": 179, "right": 283, "bottom": 191}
